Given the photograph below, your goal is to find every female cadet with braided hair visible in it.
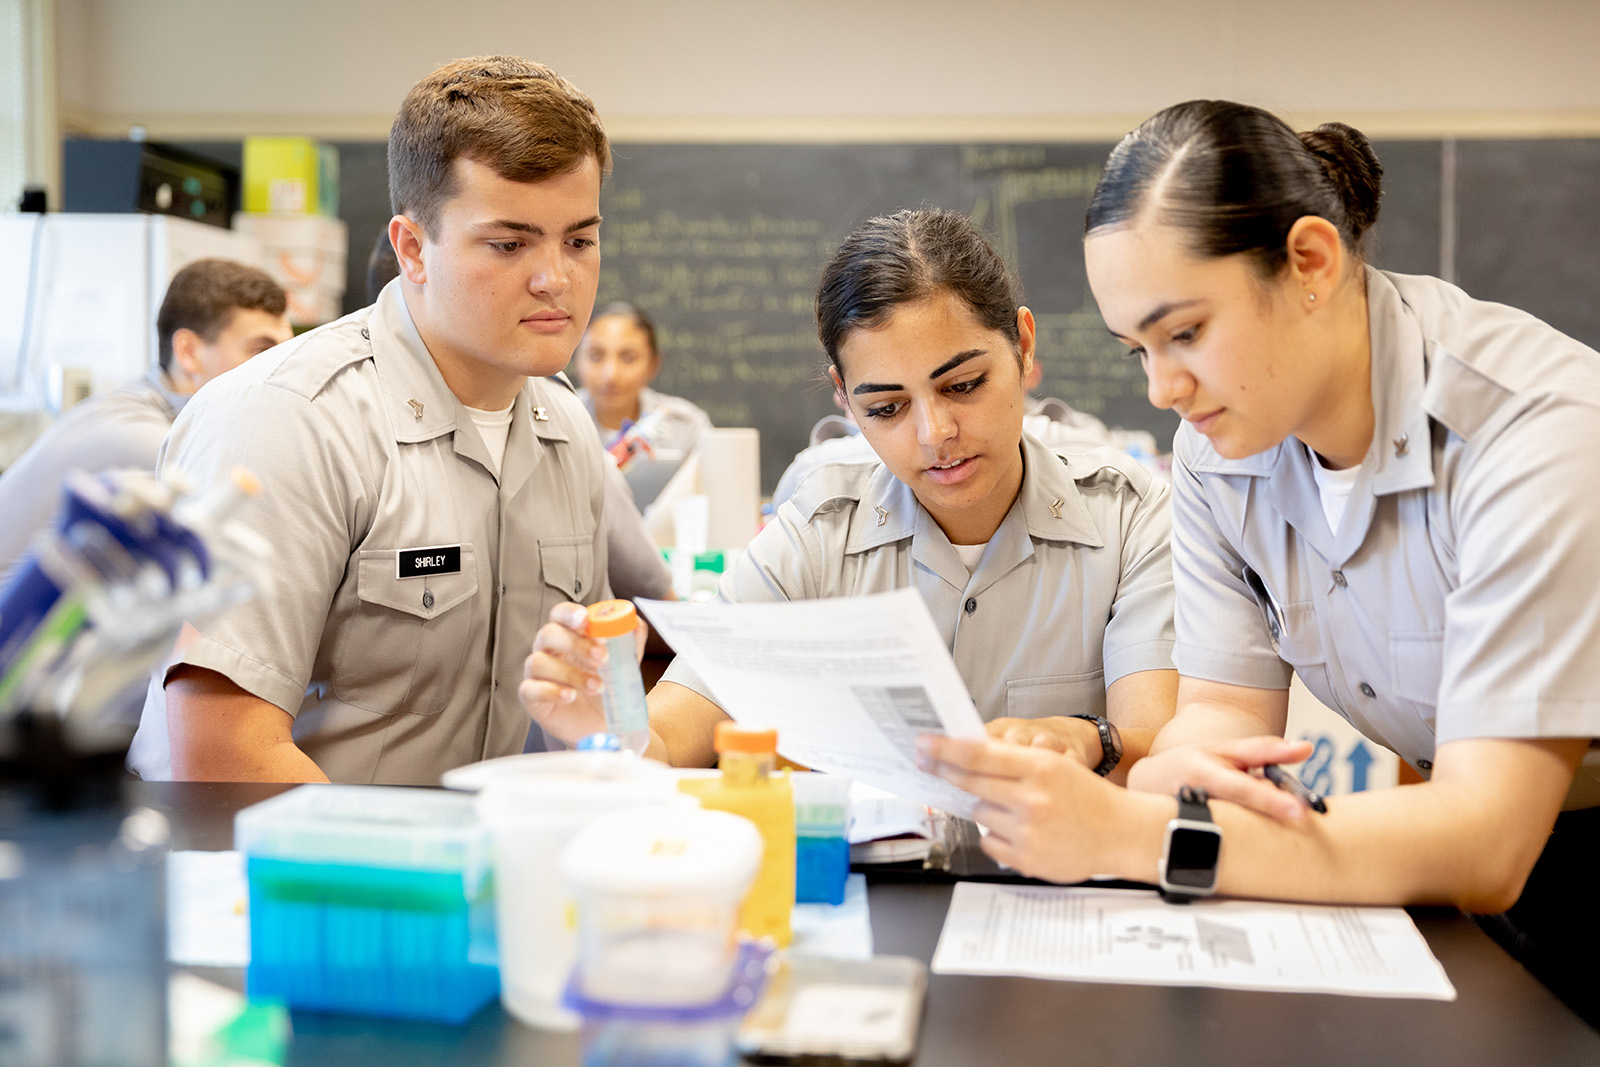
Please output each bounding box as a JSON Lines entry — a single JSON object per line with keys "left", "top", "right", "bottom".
{"left": 920, "top": 100, "right": 1600, "bottom": 1024}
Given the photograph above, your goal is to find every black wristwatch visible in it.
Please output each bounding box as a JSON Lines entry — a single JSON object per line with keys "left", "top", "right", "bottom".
{"left": 1068, "top": 714, "right": 1122, "bottom": 777}
{"left": 1158, "top": 786, "right": 1222, "bottom": 904}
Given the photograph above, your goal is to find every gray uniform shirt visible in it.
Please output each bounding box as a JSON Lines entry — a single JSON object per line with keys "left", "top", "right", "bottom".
{"left": 579, "top": 385, "right": 712, "bottom": 454}
{"left": 664, "top": 433, "right": 1176, "bottom": 721}
{"left": 128, "top": 281, "right": 610, "bottom": 785}
{"left": 0, "top": 373, "right": 186, "bottom": 585}
{"left": 1173, "top": 268, "right": 1600, "bottom": 807}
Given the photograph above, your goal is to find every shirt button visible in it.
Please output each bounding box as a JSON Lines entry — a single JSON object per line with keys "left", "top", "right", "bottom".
{"left": 964, "top": 597, "right": 977, "bottom": 615}
{"left": 575, "top": 579, "right": 583, "bottom": 596}
{"left": 1332, "top": 570, "right": 1348, "bottom": 587}
{"left": 422, "top": 590, "right": 435, "bottom": 610}
{"left": 1417, "top": 758, "right": 1433, "bottom": 772}
{"left": 360, "top": 326, "right": 371, "bottom": 341}
{"left": 1359, "top": 682, "right": 1376, "bottom": 698}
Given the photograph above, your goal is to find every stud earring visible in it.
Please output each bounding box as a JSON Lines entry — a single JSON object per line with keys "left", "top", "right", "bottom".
{"left": 1308, "top": 292, "right": 1318, "bottom": 303}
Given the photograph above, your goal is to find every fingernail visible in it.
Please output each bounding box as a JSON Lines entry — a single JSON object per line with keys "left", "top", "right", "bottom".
{"left": 915, "top": 754, "right": 933, "bottom": 772}
{"left": 586, "top": 678, "right": 602, "bottom": 694}
{"left": 559, "top": 688, "right": 576, "bottom": 703}
{"left": 914, "top": 736, "right": 933, "bottom": 755}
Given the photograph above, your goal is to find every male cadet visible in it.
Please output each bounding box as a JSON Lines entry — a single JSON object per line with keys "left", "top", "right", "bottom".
{"left": 128, "top": 56, "right": 613, "bottom": 784}
{"left": 0, "top": 259, "right": 290, "bottom": 584}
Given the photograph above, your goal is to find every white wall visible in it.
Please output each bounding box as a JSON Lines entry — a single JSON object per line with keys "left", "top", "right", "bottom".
{"left": 54, "top": 0, "right": 1600, "bottom": 140}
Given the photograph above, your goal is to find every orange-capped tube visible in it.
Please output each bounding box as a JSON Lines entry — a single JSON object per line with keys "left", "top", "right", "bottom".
{"left": 714, "top": 721, "right": 778, "bottom": 755}
{"left": 586, "top": 599, "right": 639, "bottom": 638}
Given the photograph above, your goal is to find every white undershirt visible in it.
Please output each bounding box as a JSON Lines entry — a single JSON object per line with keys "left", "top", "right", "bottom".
{"left": 952, "top": 541, "right": 988, "bottom": 572}
{"left": 466, "top": 402, "right": 515, "bottom": 475}
{"left": 1307, "top": 444, "right": 1362, "bottom": 534}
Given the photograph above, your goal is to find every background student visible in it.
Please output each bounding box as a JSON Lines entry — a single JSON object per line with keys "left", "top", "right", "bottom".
{"left": 0, "top": 258, "right": 290, "bottom": 585}
{"left": 523, "top": 208, "right": 1178, "bottom": 782}
{"left": 919, "top": 100, "right": 1600, "bottom": 1026}
{"left": 575, "top": 301, "right": 712, "bottom": 459}
{"left": 129, "top": 55, "right": 615, "bottom": 785}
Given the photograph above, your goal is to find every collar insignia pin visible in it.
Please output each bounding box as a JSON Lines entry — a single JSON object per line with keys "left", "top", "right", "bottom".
{"left": 1393, "top": 433, "right": 1409, "bottom": 457}
{"left": 532, "top": 407, "right": 549, "bottom": 422}
{"left": 874, "top": 505, "right": 889, "bottom": 526}
{"left": 1049, "top": 497, "right": 1064, "bottom": 519}
{"left": 406, "top": 398, "right": 424, "bottom": 419}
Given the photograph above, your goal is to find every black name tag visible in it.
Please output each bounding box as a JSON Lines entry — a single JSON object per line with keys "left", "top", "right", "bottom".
{"left": 397, "top": 544, "right": 462, "bottom": 579}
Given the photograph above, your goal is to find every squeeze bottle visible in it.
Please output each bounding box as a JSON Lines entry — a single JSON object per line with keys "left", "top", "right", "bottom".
{"left": 678, "top": 722, "right": 794, "bottom": 946}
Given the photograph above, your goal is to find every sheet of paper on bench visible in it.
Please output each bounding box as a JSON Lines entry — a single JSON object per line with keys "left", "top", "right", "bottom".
{"left": 932, "top": 882, "right": 1457, "bottom": 1000}
{"left": 637, "top": 589, "right": 986, "bottom": 817}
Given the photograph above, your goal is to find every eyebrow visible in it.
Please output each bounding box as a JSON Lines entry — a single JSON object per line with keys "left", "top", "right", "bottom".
{"left": 472, "top": 214, "right": 603, "bottom": 236}
{"left": 1107, "top": 299, "right": 1206, "bottom": 339}
{"left": 850, "top": 349, "right": 985, "bottom": 395}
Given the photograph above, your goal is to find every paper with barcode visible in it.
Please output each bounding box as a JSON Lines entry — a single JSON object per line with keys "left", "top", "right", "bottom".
{"left": 637, "top": 589, "right": 986, "bottom": 816}
{"left": 932, "top": 882, "right": 1457, "bottom": 1000}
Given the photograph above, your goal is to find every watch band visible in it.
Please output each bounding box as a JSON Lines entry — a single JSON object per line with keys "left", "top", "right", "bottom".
{"left": 1068, "top": 714, "right": 1122, "bottom": 777}
{"left": 1176, "top": 784, "right": 1210, "bottom": 820}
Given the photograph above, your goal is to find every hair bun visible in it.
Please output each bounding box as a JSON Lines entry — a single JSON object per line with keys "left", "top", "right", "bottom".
{"left": 1299, "top": 122, "right": 1384, "bottom": 241}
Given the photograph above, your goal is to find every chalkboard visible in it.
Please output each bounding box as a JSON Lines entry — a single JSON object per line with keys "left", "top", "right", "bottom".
{"left": 179, "top": 137, "right": 1600, "bottom": 493}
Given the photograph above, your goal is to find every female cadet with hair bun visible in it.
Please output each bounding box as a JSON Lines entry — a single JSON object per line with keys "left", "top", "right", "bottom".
{"left": 920, "top": 100, "right": 1600, "bottom": 1024}
{"left": 575, "top": 300, "right": 712, "bottom": 459}
{"left": 524, "top": 208, "right": 1178, "bottom": 783}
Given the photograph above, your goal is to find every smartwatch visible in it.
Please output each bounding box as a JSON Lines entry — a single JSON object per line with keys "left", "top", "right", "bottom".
{"left": 1158, "top": 786, "right": 1222, "bottom": 904}
{"left": 1068, "top": 714, "right": 1122, "bottom": 777}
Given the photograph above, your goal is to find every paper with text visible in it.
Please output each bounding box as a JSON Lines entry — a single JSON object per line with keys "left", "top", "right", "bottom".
{"left": 932, "top": 883, "right": 1456, "bottom": 1000}
{"left": 638, "top": 589, "right": 986, "bottom": 816}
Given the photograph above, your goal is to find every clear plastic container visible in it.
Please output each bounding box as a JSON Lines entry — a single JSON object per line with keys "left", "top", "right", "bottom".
{"left": 792, "top": 772, "right": 852, "bottom": 905}
{"left": 561, "top": 805, "right": 762, "bottom": 1008}
{"left": 444, "top": 750, "right": 686, "bottom": 1031}
{"left": 564, "top": 933, "right": 774, "bottom": 1067}
{"left": 586, "top": 600, "right": 651, "bottom": 754}
{"left": 234, "top": 784, "right": 497, "bottom": 1023}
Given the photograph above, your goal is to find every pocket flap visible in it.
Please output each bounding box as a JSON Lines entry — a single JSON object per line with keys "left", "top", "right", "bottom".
{"left": 1004, "top": 672, "right": 1107, "bottom": 720}
{"left": 356, "top": 546, "right": 479, "bottom": 619}
{"left": 539, "top": 535, "right": 596, "bottom": 600}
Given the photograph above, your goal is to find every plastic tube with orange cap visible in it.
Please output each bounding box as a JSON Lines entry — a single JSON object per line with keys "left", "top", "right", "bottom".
{"left": 586, "top": 599, "right": 651, "bottom": 755}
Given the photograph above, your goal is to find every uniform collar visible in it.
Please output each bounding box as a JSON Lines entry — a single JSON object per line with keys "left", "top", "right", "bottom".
{"left": 1189, "top": 267, "right": 1438, "bottom": 565}
{"left": 145, "top": 369, "right": 188, "bottom": 419}
{"left": 371, "top": 280, "right": 467, "bottom": 446}
{"left": 843, "top": 433, "right": 1104, "bottom": 588}
{"left": 368, "top": 281, "right": 569, "bottom": 490}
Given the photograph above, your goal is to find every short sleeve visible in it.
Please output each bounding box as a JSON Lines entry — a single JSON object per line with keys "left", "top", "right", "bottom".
{"left": 599, "top": 463, "right": 671, "bottom": 601}
{"left": 1437, "top": 391, "right": 1600, "bottom": 742}
{"left": 1099, "top": 472, "right": 1178, "bottom": 684}
{"left": 1169, "top": 432, "right": 1295, "bottom": 690}
{"left": 157, "top": 377, "right": 362, "bottom": 714}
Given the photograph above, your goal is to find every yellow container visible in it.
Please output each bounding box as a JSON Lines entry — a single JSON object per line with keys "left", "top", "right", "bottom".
{"left": 678, "top": 724, "right": 794, "bottom": 947}
{"left": 243, "top": 136, "right": 339, "bottom": 216}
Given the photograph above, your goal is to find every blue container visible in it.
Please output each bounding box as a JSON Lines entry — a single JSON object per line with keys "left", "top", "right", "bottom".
{"left": 236, "top": 786, "right": 498, "bottom": 1023}
{"left": 792, "top": 773, "right": 851, "bottom": 905}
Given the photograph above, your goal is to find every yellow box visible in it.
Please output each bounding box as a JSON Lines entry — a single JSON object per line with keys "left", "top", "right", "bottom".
{"left": 243, "top": 137, "right": 339, "bottom": 216}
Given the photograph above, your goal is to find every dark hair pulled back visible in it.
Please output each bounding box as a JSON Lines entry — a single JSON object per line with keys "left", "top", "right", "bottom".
{"left": 1085, "top": 100, "right": 1384, "bottom": 278}
{"left": 588, "top": 300, "right": 659, "bottom": 359}
{"left": 815, "top": 208, "right": 1020, "bottom": 375}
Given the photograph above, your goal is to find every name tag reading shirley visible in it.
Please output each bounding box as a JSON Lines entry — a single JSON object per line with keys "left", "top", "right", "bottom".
{"left": 397, "top": 544, "right": 462, "bottom": 579}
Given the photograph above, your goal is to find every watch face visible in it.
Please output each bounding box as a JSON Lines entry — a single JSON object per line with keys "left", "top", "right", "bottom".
{"left": 1163, "top": 824, "right": 1221, "bottom": 890}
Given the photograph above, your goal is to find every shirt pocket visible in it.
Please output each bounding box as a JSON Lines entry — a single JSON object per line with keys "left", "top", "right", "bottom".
{"left": 333, "top": 546, "right": 480, "bottom": 715}
{"left": 539, "top": 535, "right": 597, "bottom": 601}
{"left": 1389, "top": 630, "right": 1444, "bottom": 709}
{"left": 1268, "top": 600, "right": 1337, "bottom": 705}
{"left": 1004, "top": 671, "right": 1106, "bottom": 721}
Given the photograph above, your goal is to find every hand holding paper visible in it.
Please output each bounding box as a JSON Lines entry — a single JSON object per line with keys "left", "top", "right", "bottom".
{"left": 638, "top": 589, "right": 986, "bottom": 816}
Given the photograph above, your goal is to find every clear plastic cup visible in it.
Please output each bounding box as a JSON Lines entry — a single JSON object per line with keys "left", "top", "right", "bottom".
{"left": 561, "top": 806, "right": 763, "bottom": 1008}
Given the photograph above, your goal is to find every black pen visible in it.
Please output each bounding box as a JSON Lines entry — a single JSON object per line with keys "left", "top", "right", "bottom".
{"left": 1263, "top": 764, "right": 1327, "bottom": 814}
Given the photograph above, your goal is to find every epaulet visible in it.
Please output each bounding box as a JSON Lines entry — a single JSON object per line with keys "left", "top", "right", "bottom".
{"left": 1056, "top": 444, "right": 1157, "bottom": 499}
{"left": 786, "top": 455, "right": 882, "bottom": 522}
